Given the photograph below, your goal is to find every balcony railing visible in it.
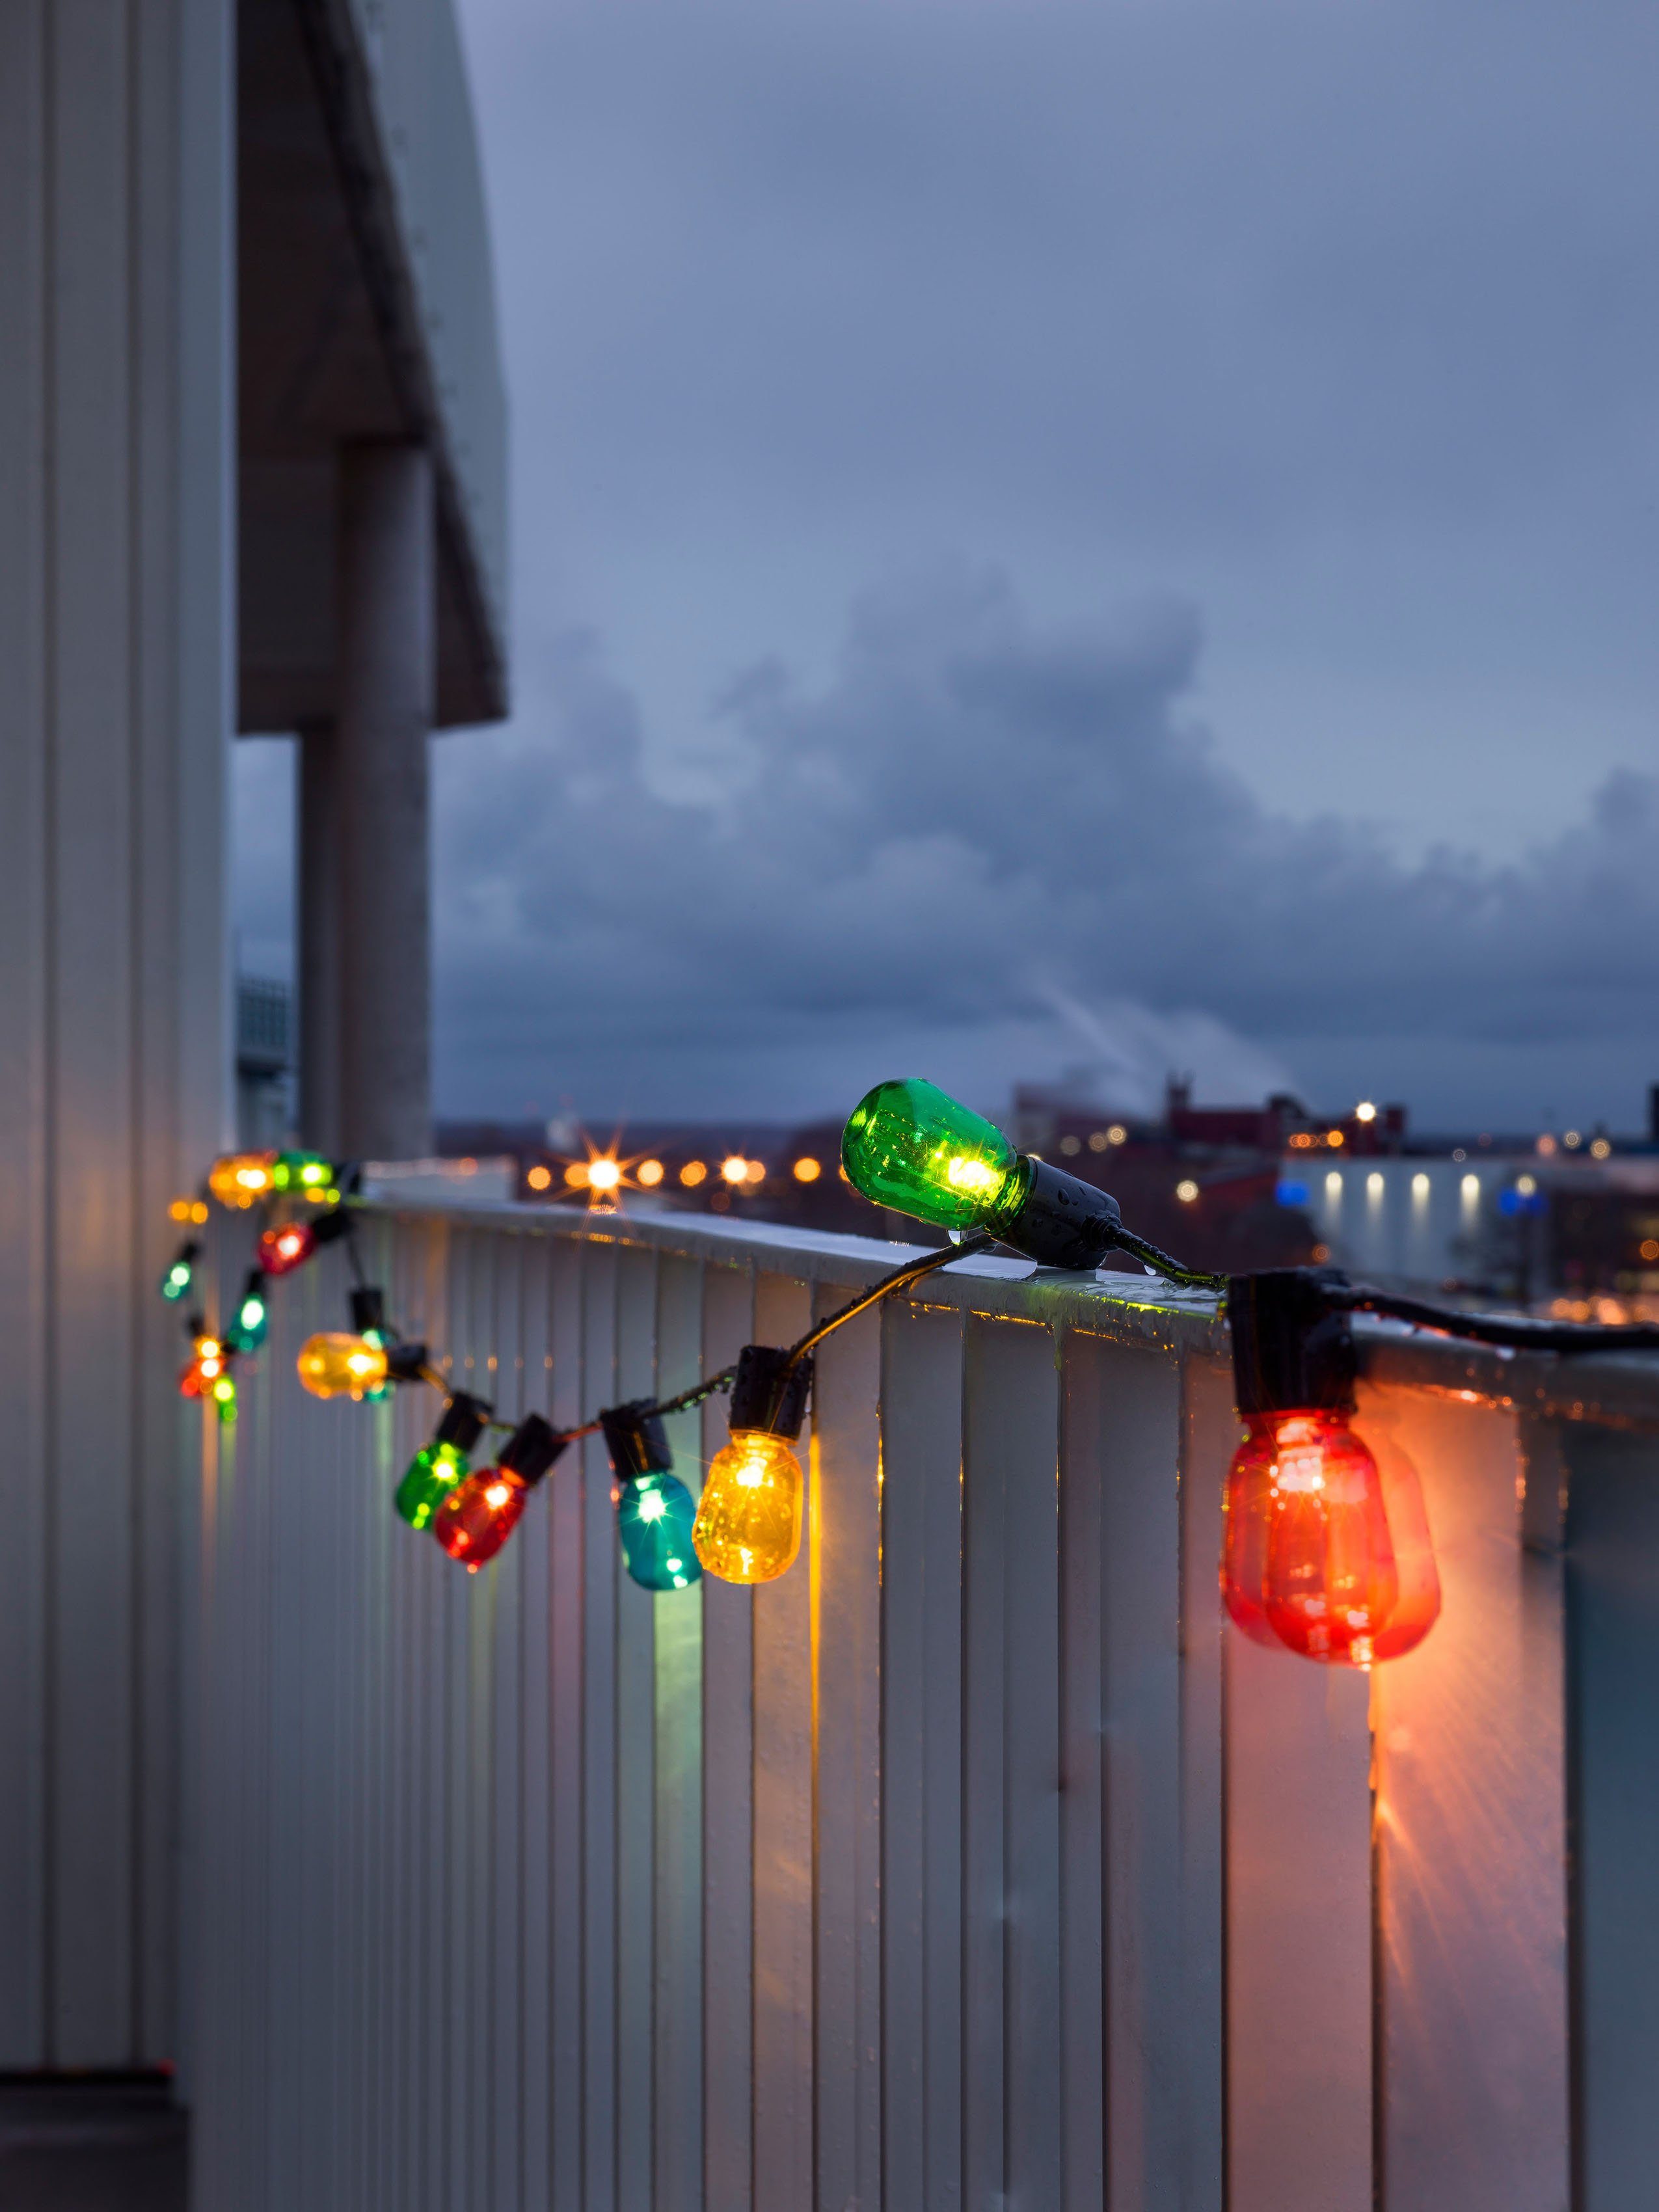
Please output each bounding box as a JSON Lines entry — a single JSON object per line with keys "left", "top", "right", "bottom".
{"left": 185, "top": 1198, "right": 1659, "bottom": 2211}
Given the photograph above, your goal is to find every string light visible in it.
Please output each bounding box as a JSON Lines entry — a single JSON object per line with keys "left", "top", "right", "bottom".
{"left": 159, "top": 1243, "right": 199, "bottom": 1302}
{"left": 693, "top": 1345, "right": 814, "bottom": 1585}
{"left": 841, "top": 1078, "right": 1207, "bottom": 1281}
{"left": 297, "top": 1332, "right": 390, "bottom": 1401}
{"left": 1221, "top": 1272, "right": 1439, "bottom": 1667}
{"left": 258, "top": 1204, "right": 350, "bottom": 1277}
{"left": 271, "top": 1150, "right": 336, "bottom": 1196}
{"left": 637, "top": 1159, "right": 664, "bottom": 1187}
{"left": 600, "top": 1403, "right": 701, "bottom": 1591}
{"left": 433, "top": 1414, "right": 567, "bottom": 1569}
{"left": 163, "top": 1085, "right": 1659, "bottom": 1651}
{"left": 231, "top": 1271, "right": 269, "bottom": 1351}
{"left": 180, "top": 1332, "right": 232, "bottom": 1419}
{"left": 208, "top": 1152, "right": 279, "bottom": 1209}
{"left": 259, "top": 1221, "right": 316, "bottom": 1276}
{"left": 397, "top": 1394, "right": 490, "bottom": 1531}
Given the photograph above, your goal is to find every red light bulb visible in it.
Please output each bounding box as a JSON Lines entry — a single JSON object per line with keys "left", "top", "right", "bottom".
{"left": 258, "top": 1220, "right": 317, "bottom": 1276}
{"left": 433, "top": 1468, "right": 528, "bottom": 1571}
{"left": 1221, "top": 1410, "right": 1440, "bottom": 1667}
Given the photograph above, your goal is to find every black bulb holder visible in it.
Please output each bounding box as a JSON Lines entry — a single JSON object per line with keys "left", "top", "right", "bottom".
{"left": 350, "top": 1286, "right": 386, "bottom": 1336}
{"left": 1228, "top": 1267, "right": 1357, "bottom": 1418}
{"left": 498, "top": 1412, "right": 567, "bottom": 1488}
{"left": 310, "top": 1207, "right": 352, "bottom": 1248}
{"left": 435, "top": 1392, "right": 491, "bottom": 1455}
{"left": 729, "top": 1343, "right": 813, "bottom": 1440}
{"left": 600, "top": 1401, "right": 673, "bottom": 1481}
{"left": 382, "top": 1341, "right": 429, "bottom": 1384}
{"left": 1002, "top": 1156, "right": 1125, "bottom": 1271}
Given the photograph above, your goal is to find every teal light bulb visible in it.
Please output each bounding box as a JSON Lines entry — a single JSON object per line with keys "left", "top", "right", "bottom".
{"left": 159, "top": 1256, "right": 194, "bottom": 1303}
{"left": 234, "top": 1289, "right": 268, "bottom": 1350}
{"left": 396, "top": 1440, "right": 470, "bottom": 1530}
{"left": 361, "top": 1327, "right": 392, "bottom": 1403}
{"left": 842, "top": 1079, "right": 1029, "bottom": 1232}
{"left": 616, "top": 1472, "right": 702, "bottom": 1592}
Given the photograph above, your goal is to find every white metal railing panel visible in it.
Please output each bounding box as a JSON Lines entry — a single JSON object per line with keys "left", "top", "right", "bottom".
{"left": 184, "top": 1200, "right": 1659, "bottom": 2212}
{"left": 880, "top": 1299, "right": 967, "bottom": 2211}
{"left": 697, "top": 1260, "right": 756, "bottom": 2211}
{"left": 1371, "top": 1388, "right": 1571, "bottom": 2212}
{"left": 751, "top": 1272, "right": 815, "bottom": 2211}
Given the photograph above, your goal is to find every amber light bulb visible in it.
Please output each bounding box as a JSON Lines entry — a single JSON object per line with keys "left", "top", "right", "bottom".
{"left": 208, "top": 1151, "right": 278, "bottom": 1209}
{"left": 1221, "top": 1410, "right": 1440, "bottom": 1667}
{"left": 258, "top": 1220, "right": 316, "bottom": 1276}
{"left": 693, "top": 1432, "right": 804, "bottom": 1584}
{"left": 296, "top": 1331, "right": 390, "bottom": 1401}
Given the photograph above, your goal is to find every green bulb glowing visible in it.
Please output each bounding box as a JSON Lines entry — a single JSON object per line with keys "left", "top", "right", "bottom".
{"left": 841, "top": 1079, "right": 1029, "bottom": 1233}
{"left": 396, "top": 1440, "right": 470, "bottom": 1531}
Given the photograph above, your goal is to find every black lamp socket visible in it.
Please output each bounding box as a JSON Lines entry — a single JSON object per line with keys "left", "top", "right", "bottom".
{"left": 349, "top": 1286, "right": 386, "bottom": 1336}
{"left": 729, "top": 1343, "right": 813, "bottom": 1440}
{"left": 499, "top": 1412, "right": 568, "bottom": 1489}
{"left": 1003, "top": 1157, "right": 1124, "bottom": 1271}
{"left": 435, "top": 1392, "right": 491, "bottom": 1456}
{"left": 310, "top": 1207, "right": 352, "bottom": 1248}
{"left": 1228, "top": 1267, "right": 1357, "bottom": 1418}
{"left": 382, "top": 1341, "right": 429, "bottom": 1384}
{"left": 600, "top": 1402, "right": 673, "bottom": 1481}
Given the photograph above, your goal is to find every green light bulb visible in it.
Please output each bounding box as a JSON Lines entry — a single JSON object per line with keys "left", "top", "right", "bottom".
{"left": 159, "top": 1257, "right": 193, "bottom": 1302}
{"left": 841, "top": 1079, "right": 1029, "bottom": 1232}
{"left": 271, "top": 1150, "right": 336, "bottom": 1194}
{"left": 396, "top": 1440, "right": 470, "bottom": 1531}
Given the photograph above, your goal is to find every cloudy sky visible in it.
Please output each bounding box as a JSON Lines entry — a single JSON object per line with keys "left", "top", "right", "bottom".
{"left": 236, "top": 0, "right": 1659, "bottom": 1130}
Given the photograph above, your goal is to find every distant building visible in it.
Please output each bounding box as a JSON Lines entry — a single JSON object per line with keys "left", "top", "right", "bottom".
{"left": 235, "top": 977, "right": 291, "bottom": 1149}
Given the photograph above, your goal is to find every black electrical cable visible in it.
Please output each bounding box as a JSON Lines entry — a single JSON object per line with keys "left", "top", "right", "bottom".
{"left": 1334, "top": 1281, "right": 1659, "bottom": 1356}
{"left": 784, "top": 1234, "right": 996, "bottom": 1367}
{"left": 1109, "top": 1224, "right": 1228, "bottom": 1293}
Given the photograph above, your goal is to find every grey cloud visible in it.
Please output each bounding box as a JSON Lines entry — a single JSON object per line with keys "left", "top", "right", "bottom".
{"left": 430, "top": 567, "right": 1659, "bottom": 1120}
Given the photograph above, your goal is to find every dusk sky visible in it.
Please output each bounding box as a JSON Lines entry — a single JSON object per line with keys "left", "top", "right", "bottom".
{"left": 236, "top": 0, "right": 1659, "bottom": 1131}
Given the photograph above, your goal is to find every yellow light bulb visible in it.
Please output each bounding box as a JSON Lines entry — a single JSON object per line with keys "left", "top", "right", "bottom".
{"left": 587, "top": 1158, "right": 622, "bottom": 1192}
{"left": 297, "top": 1331, "right": 391, "bottom": 1401}
{"left": 637, "top": 1158, "right": 664, "bottom": 1186}
{"left": 721, "top": 1155, "right": 749, "bottom": 1185}
{"left": 792, "top": 1156, "right": 821, "bottom": 1183}
{"left": 692, "top": 1430, "right": 804, "bottom": 1584}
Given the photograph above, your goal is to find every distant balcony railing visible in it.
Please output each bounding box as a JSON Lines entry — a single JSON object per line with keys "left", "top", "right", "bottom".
{"left": 185, "top": 1199, "right": 1659, "bottom": 2211}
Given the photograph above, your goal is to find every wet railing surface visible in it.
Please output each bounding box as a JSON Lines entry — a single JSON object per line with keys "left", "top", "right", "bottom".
{"left": 186, "top": 1201, "right": 1659, "bottom": 2211}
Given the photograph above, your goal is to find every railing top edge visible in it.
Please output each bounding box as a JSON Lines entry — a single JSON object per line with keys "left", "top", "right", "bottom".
{"left": 360, "top": 1196, "right": 1230, "bottom": 1357}
{"left": 1358, "top": 1323, "right": 1659, "bottom": 1433}
{"left": 358, "top": 1198, "right": 1659, "bottom": 1425}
